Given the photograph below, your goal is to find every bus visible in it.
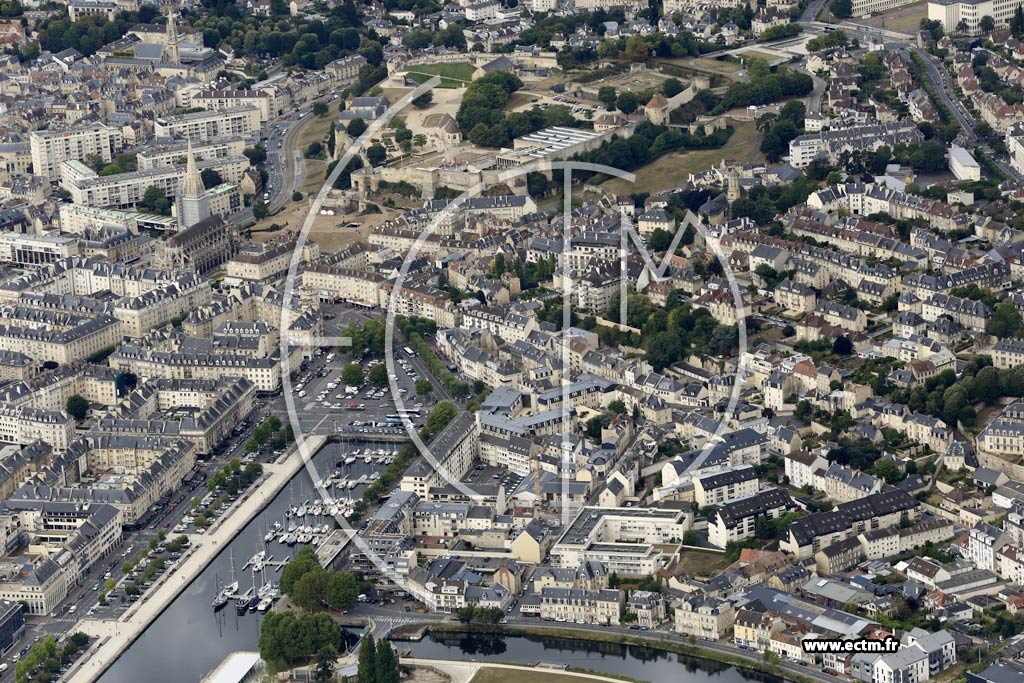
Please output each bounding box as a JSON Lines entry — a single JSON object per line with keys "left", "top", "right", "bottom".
{"left": 384, "top": 416, "right": 402, "bottom": 424}
{"left": 402, "top": 346, "right": 416, "bottom": 357}
{"left": 397, "top": 409, "right": 421, "bottom": 417}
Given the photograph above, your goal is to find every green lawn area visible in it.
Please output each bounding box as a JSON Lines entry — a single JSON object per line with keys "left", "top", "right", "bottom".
{"left": 405, "top": 62, "right": 476, "bottom": 88}
{"left": 601, "top": 119, "right": 764, "bottom": 195}
{"left": 471, "top": 668, "right": 617, "bottom": 683}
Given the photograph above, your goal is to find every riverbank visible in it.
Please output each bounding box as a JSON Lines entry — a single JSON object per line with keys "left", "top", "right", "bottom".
{"left": 68, "top": 436, "right": 328, "bottom": 683}
{"left": 392, "top": 622, "right": 822, "bottom": 683}
{"left": 406, "top": 659, "right": 641, "bottom": 683}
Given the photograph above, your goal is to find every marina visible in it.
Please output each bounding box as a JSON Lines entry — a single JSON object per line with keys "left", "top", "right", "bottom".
{"left": 96, "top": 440, "right": 394, "bottom": 683}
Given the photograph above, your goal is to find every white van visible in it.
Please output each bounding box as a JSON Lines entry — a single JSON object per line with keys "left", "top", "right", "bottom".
{"left": 298, "top": 390, "right": 306, "bottom": 398}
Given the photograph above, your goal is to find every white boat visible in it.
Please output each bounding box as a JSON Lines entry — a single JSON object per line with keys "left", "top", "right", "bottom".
{"left": 363, "top": 456, "right": 372, "bottom": 463}
{"left": 256, "top": 596, "right": 273, "bottom": 612}
{"left": 344, "top": 456, "right": 356, "bottom": 465}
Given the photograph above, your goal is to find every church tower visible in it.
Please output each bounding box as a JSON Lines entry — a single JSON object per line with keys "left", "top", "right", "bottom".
{"left": 727, "top": 167, "right": 741, "bottom": 203}
{"left": 163, "top": 5, "right": 181, "bottom": 65}
{"left": 177, "top": 142, "right": 211, "bottom": 229}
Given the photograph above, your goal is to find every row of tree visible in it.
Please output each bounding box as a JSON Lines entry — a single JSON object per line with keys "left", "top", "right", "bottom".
{"left": 207, "top": 457, "right": 263, "bottom": 494}
{"left": 258, "top": 610, "right": 342, "bottom": 671}
{"left": 356, "top": 636, "right": 400, "bottom": 683}
{"left": 279, "top": 546, "right": 361, "bottom": 611}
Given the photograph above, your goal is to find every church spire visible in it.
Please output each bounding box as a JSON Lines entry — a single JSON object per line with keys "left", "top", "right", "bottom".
{"left": 164, "top": 4, "right": 181, "bottom": 65}
{"left": 182, "top": 141, "right": 204, "bottom": 199}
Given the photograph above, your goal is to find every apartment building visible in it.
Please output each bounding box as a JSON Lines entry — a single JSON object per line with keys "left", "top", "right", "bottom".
{"left": 550, "top": 506, "right": 689, "bottom": 576}
{"left": 153, "top": 106, "right": 261, "bottom": 142}
{"left": 399, "top": 413, "right": 478, "bottom": 496}
{"left": 302, "top": 266, "right": 386, "bottom": 307}
{"left": 113, "top": 276, "right": 212, "bottom": 337}
{"left": 694, "top": 465, "right": 759, "bottom": 507}
{"left": 539, "top": 587, "right": 623, "bottom": 625}
{"left": 64, "top": 156, "right": 249, "bottom": 209}
{"left": 135, "top": 136, "right": 247, "bottom": 171}
{"left": 709, "top": 488, "right": 796, "bottom": 549}
{"left": 0, "top": 501, "right": 122, "bottom": 615}
{"left": 109, "top": 344, "right": 281, "bottom": 393}
{"left": 781, "top": 489, "right": 920, "bottom": 559}
{"left": 191, "top": 90, "right": 273, "bottom": 122}
{"left": 0, "top": 315, "right": 122, "bottom": 365}
{"left": 991, "top": 339, "right": 1024, "bottom": 369}
{"left": 674, "top": 592, "right": 735, "bottom": 640}
{"left": 928, "top": 0, "right": 1023, "bottom": 34}
{"left": 0, "top": 406, "right": 73, "bottom": 451}
{"left": 626, "top": 590, "right": 665, "bottom": 628}
{"left": 775, "top": 279, "right": 816, "bottom": 314}
{"left": 29, "top": 123, "right": 124, "bottom": 181}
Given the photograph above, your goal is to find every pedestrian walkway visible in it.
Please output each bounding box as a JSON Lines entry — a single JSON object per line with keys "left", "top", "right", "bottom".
{"left": 68, "top": 437, "right": 326, "bottom": 683}
{"left": 403, "top": 659, "right": 634, "bottom": 683}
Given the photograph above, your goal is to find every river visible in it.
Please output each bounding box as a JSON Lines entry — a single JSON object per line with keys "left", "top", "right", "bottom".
{"left": 97, "top": 442, "right": 386, "bottom": 683}
{"left": 404, "top": 632, "right": 787, "bottom": 683}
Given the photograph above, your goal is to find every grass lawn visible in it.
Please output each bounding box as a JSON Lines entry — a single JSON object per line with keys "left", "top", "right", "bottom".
{"left": 673, "top": 549, "right": 730, "bottom": 578}
{"left": 406, "top": 62, "right": 476, "bottom": 88}
{"left": 471, "top": 668, "right": 612, "bottom": 683}
{"left": 601, "top": 119, "right": 763, "bottom": 195}
{"left": 296, "top": 113, "right": 336, "bottom": 151}
{"left": 852, "top": 0, "right": 926, "bottom": 32}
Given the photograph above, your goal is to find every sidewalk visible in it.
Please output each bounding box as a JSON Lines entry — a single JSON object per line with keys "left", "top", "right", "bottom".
{"left": 69, "top": 436, "right": 326, "bottom": 683}
{"left": 403, "top": 659, "right": 633, "bottom": 683}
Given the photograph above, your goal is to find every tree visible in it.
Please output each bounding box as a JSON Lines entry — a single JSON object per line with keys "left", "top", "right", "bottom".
{"left": 375, "top": 640, "right": 399, "bottom": 683}
{"left": 292, "top": 567, "right": 329, "bottom": 610}
{"left": 988, "top": 303, "right": 1024, "bottom": 338}
{"left": 832, "top": 336, "right": 853, "bottom": 355}
{"left": 341, "top": 363, "right": 364, "bottom": 386}
{"left": 795, "top": 399, "right": 813, "bottom": 424}
{"left": 313, "top": 101, "right": 329, "bottom": 117}
{"left": 1013, "top": 5, "right": 1024, "bottom": 35}
{"left": 253, "top": 201, "right": 269, "bottom": 220}
{"left": 366, "top": 143, "right": 386, "bottom": 167}
{"left": 616, "top": 91, "right": 639, "bottom": 115}
{"left": 293, "top": 191, "right": 304, "bottom": 202}
{"left": 326, "top": 571, "right": 358, "bottom": 610}
{"left": 662, "top": 78, "right": 684, "bottom": 97}
{"left": 314, "top": 645, "right": 338, "bottom": 682}
{"left": 608, "top": 399, "right": 627, "bottom": 414}
{"left": 66, "top": 394, "right": 88, "bottom": 421}
{"left": 367, "top": 364, "right": 388, "bottom": 389}
{"left": 244, "top": 144, "right": 267, "bottom": 165}
{"left": 139, "top": 185, "right": 171, "bottom": 215}
{"left": 598, "top": 86, "right": 617, "bottom": 109}
{"left": 357, "top": 636, "right": 377, "bottom": 683}
{"left": 831, "top": 0, "right": 852, "bottom": 17}
{"left": 347, "top": 118, "right": 367, "bottom": 137}
{"left": 415, "top": 378, "right": 433, "bottom": 397}
{"left": 198, "top": 168, "right": 221, "bottom": 190}
{"left": 870, "top": 459, "right": 902, "bottom": 484}
{"left": 412, "top": 92, "right": 432, "bottom": 108}
{"left": 425, "top": 401, "right": 457, "bottom": 435}
{"left": 980, "top": 14, "right": 995, "bottom": 31}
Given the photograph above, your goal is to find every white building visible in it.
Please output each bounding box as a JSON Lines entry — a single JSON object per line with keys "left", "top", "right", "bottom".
{"left": 30, "top": 123, "right": 124, "bottom": 181}
{"left": 948, "top": 146, "right": 980, "bottom": 181}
